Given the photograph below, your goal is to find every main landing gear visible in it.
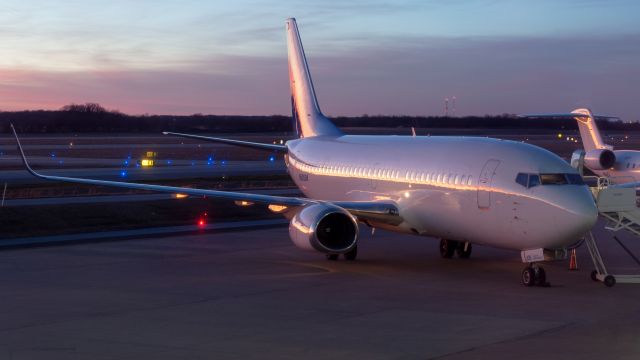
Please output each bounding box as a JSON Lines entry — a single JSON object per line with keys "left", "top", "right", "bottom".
{"left": 522, "top": 264, "right": 549, "bottom": 287}
{"left": 326, "top": 245, "right": 358, "bottom": 261}
{"left": 440, "top": 239, "right": 472, "bottom": 259}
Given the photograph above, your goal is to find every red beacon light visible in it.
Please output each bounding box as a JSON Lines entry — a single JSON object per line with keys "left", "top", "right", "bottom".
{"left": 197, "top": 212, "right": 208, "bottom": 228}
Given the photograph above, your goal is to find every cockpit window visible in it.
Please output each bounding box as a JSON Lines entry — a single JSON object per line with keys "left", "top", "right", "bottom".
{"left": 515, "top": 173, "right": 541, "bottom": 188}
{"left": 515, "top": 172, "right": 584, "bottom": 188}
{"left": 540, "top": 174, "right": 567, "bottom": 185}
{"left": 528, "top": 174, "right": 541, "bottom": 187}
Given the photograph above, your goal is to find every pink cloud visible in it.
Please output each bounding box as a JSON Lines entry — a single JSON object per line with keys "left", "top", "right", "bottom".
{"left": 1, "top": 34, "right": 639, "bottom": 120}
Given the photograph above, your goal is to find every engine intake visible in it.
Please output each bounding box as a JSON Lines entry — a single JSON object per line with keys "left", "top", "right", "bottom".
{"left": 584, "top": 149, "right": 615, "bottom": 170}
{"left": 289, "top": 204, "right": 358, "bottom": 254}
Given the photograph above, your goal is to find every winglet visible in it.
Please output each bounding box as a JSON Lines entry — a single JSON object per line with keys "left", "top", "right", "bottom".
{"left": 10, "top": 124, "right": 42, "bottom": 178}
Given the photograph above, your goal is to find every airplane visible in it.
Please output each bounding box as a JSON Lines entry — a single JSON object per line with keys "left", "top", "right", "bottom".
{"left": 523, "top": 109, "right": 640, "bottom": 186}
{"left": 9, "top": 18, "right": 598, "bottom": 286}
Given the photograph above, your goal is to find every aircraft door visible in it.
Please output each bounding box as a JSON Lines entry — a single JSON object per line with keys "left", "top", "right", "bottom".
{"left": 477, "top": 159, "right": 500, "bottom": 209}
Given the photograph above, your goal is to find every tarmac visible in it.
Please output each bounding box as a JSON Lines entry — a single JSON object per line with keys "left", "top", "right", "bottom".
{"left": 1, "top": 219, "right": 640, "bottom": 359}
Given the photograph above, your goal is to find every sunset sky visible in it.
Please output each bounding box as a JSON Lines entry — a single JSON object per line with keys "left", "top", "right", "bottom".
{"left": 1, "top": 0, "right": 639, "bottom": 119}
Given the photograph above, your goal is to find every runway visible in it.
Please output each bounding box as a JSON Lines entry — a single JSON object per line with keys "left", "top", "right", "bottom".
{"left": 1, "top": 220, "right": 640, "bottom": 359}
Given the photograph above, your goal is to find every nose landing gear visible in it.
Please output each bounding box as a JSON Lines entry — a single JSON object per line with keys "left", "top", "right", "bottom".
{"left": 522, "top": 264, "right": 549, "bottom": 287}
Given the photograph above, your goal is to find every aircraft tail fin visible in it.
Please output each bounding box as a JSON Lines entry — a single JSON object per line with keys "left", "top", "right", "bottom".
{"left": 521, "top": 109, "right": 616, "bottom": 151}
{"left": 570, "top": 108, "right": 611, "bottom": 151}
{"left": 286, "top": 18, "right": 342, "bottom": 138}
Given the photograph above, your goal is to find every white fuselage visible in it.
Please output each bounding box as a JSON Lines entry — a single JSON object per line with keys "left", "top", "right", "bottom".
{"left": 592, "top": 150, "right": 640, "bottom": 183}
{"left": 285, "top": 135, "right": 597, "bottom": 251}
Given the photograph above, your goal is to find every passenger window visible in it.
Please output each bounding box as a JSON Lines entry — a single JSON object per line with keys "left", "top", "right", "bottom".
{"left": 454, "top": 175, "right": 460, "bottom": 184}
{"left": 467, "top": 176, "right": 473, "bottom": 186}
{"left": 437, "top": 174, "right": 442, "bottom": 183}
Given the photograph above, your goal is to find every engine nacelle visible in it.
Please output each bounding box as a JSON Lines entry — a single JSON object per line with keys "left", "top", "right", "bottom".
{"left": 289, "top": 203, "right": 358, "bottom": 254}
{"left": 584, "top": 149, "right": 616, "bottom": 170}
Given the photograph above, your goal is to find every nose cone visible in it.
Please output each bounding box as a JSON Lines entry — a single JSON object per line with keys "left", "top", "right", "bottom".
{"left": 551, "top": 186, "right": 598, "bottom": 247}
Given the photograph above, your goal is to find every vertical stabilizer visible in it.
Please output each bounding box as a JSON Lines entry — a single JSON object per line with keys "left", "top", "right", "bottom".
{"left": 571, "top": 108, "right": 611, "bottom": 151}
{"left": 286, "top": 18, "right": 342, "bottom": 138}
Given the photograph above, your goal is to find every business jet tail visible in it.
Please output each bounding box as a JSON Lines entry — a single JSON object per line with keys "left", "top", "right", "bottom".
{"left": 521, "top": 109, "right": 617, "bottom": 151}
{"left": 570, "top": 108, "right": 612, "bottom": 151}
{"left": 286, "top": 18, "right": 342, "bottom": 138}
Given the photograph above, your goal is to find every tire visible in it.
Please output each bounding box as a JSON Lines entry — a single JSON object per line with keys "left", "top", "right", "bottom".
{"left": 456, "top": 242, "right": 472, "bottom": 259}
{"left": 534, "top": 267, "right": 547, "bottom": 286}
{"left": 440, "top": 239, "right": 457, "bottom": 259}
{"left": 590, "top": 270, "right": 599, "bottom": 282}
{"left": 326, "top": 254, "right": 339, "bottom": 261}
{"left": 522, "top": 267, "right": 535, "bottom": 287}
{"left": 344, "top": 246, "right": 357, "bottom": 261}
{"left": 604, "top": 275, "right": 616, "bottom": 287}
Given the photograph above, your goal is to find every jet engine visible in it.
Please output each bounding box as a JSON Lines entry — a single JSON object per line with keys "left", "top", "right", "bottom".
{"left": 289, "top": 203, "right": 358, "bottom": 254}
{"left": 584, "top": 149, "right": 616, "bottom": 170}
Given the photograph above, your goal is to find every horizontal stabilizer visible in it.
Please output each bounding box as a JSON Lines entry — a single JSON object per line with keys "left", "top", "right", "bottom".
{"left": 162, "top": 131, "right": 287, "bottom": 152}
{"left": 519, "top": 113, "right": 619, "bottom": 120}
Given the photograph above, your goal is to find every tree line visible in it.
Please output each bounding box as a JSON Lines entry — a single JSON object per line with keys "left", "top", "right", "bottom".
{"left": 0, "top": 103, "right": 636, "bottom": 134}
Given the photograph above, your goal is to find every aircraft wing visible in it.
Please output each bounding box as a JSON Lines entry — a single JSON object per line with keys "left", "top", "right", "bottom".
{"left": 162, "top": 131, "right": 287, "bottom": 152}
{"left": 11, "top": 125, "right": 401, "bottom": 225}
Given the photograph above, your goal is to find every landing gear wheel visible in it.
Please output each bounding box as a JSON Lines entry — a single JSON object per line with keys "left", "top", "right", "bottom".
{"left": 522, "top": 265, "right": 548, "bottom": 287}
{"left": 522, "top": 267, "right": 535, "bottom": 287}
{"left": 590, "top": 270, "right": 599, "bottom": 282}
{"left": 343, "top": 246, "right": 358, "bottom": 261}
{"left": 439, "top": 239, "right": 458, "bottom": 259}
{"left": 456, "top": 242, "right": 472, "bottom": 259}
{"left": 326, "top": 254, "right": 339, "bottom": 261}
{"left": 604, "top": 275, "right": 616, "bottom": 287}
{"left": 533, "top": 267, "right": 547, "bottom": 287}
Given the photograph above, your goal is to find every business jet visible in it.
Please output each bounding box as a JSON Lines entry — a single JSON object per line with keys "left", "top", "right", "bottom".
{"left": 10, "top": 18, "right": 598, "bottom": 286}
{"left": 524, "top": 109, "right": 640, "bottom": 187}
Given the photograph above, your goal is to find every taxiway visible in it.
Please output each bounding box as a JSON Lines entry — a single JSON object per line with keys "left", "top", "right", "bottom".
{"left": 1, "top": 221, "right": 639, "bottom": 359}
